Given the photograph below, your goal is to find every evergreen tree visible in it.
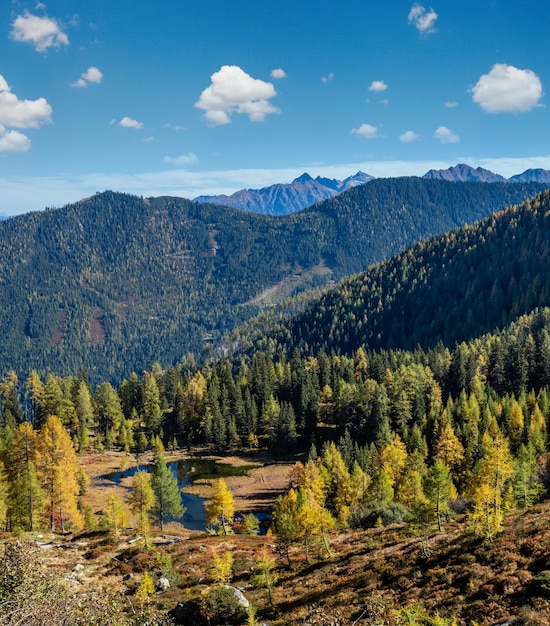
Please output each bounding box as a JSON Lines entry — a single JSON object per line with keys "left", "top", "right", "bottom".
{"left": 270, "top": 401, "right": 298, "bottom": 452}
{"left": 94, "top": 382, "right": 124, "bottom": 445}
{"left": 75, "top": 381, "right": 94, "bottom": 451}
{"left": 512, "top": 443, "right": 544, "bottom": 508}
{"left": 4, "top": 422, "right": 44, "bottom": 531}
{"left": 424, "top": 460, "right": 455, "bottom": 532}
{"left": 151, "top": 449, "right": 184, "bottom": 530}
{"left": 142, "top": 371, "right": 163, "bottom": 435}
{"left": 25, "top": 370, "right": 46, "bottom": 427}
{"left": 0, "top": 461, "right": 8, "bottom": 530}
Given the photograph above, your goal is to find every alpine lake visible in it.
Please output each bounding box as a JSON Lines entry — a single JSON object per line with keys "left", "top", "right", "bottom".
{"left": 102, "top": 458, "right": 261, "bottom": 531}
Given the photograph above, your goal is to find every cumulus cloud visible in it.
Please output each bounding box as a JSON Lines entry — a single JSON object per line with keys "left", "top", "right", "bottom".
{"left": 445, "top": 101, "right": 458, "bottom": 108}
{"left": 195, "top": 65, "right": 280, "bottom": 126}
{"left": 118, "top": 117, "right": 143, "bottom": 129}
{"left": 408, "top": 4, "right": 438, "bottom": 35}
{"left": 321, "top": 72, "right": 334, "bottom": 83}
{"left": 369, "top": 80, "right": 388, "bottom": 92}
{"left": 271, "top": 68, "right": 287, "bottom": 79}
{"left": 434, "top": 126, "right": 460, "bottom": 143}
{"left": 0, "top": 75, "right": 52, "bottom": 129}
{"left": 164, "top": 153, "right": 199, "bottom": 166}
{"left": 351, "top": 123, "right": 379, "bottom": 139}
{"left": 399, "top": 130, "right": 421, "bottom": 143}
{"left": 10, "top": 11, "right": 69, "bottom": 52}
{"left": 72, "top": 66, "right": 103, "bottom": 88}
{"left": 471, "top": 64, "right": 543, "bottom": 113}
{"left": 0, "top": 125, "right": 31, "bottom": 152}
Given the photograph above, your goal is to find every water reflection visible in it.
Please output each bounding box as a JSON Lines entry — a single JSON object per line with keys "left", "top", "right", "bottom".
{"left": 101, "top": 458, "right": 252, "bottom": 531}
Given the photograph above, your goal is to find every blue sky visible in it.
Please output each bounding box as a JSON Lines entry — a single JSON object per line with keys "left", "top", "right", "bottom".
{"left": 1, "top": 0, "right": 549, "bottom": 215}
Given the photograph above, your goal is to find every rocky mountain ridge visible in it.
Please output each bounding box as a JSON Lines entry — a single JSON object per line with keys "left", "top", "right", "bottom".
{"left": 193, "top": 171, "right": 374, "bottom": 215}
{"left": 194, "top": 164, "right": 550, "bottom": 215}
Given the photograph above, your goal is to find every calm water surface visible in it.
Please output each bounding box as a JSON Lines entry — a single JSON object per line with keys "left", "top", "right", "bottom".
{"left": 102, "top": 458, "right": 254, "bottom": 531}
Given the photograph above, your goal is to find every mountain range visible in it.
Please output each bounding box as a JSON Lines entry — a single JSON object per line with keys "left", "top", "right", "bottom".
{"left": 194, "top": 171, "right": 374, "bottom": 215}
{"left": 195, "top": 172, "right": 374, "bottom": 215}
{"left": 424, "top": 163, "right": 550, "bottom": 184}
{"left": 195, "top": 164, "right": 550, "bottom": 215}
{"left": 0, "top": 178, "right": 548, "bottom": 383}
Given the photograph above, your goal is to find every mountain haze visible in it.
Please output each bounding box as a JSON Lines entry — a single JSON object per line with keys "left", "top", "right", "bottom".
{"left": 424, "top": 163, "right": 550, "bottom": 184}
{"left": 194, "top": 165, "right": 550, "bottom": 216}
{"left": 193, "top": 171, "right": 374, "bottom": 215}
{"left": 0, "top": 179, "right": 548, "bottom": 382}
{"left": 423, "top": 163, "right": 507, "bottom": 183}
{"left": 508, "top": 168, "right": 550, "bottom": 183}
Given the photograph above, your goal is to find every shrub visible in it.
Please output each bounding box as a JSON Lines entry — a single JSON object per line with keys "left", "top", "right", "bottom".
{"left": 202, "top": 586, "right": 248, "bottom": 625}
{"left": 349, "top": 502, "right": 410, "bottom": 528}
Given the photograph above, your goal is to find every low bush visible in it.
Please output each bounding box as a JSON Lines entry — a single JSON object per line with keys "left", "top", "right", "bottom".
{"left": 349, "top": 502, "right": 410, "bottom": 529}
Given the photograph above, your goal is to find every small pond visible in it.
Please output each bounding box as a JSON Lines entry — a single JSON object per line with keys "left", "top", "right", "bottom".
{"left": 102, "top": 458, "right": 259, "bottom": 531}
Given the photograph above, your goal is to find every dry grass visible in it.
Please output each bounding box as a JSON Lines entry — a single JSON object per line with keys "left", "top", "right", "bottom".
{"left": 18, "top": 452, "right": 550, "bottom": 624}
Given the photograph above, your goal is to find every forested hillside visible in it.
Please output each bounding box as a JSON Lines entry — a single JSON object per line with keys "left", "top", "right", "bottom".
{"left": 239, "top": 188, "right": 550, "bottom": 359}
{"left": 4, "top": 190, "right": 550, "bottom": 625}
{"left": 0, "top": 180, "right": 547, "bottom": 383}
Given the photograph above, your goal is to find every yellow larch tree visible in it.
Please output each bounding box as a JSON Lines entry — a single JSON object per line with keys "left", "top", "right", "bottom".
{"left": 205, "top": 478, "right": 235, "bottom": 535}
{"left": 434, "top": 421, "right": 464, "bottom": 470}
{"left": 36, "top": 415, "right": 84, "bottom": 532}
{"left": 469, "top": 426, "right": 514, "bottom": 540}
{"left": 128, "top": 470, "right": 156, "bottom": 548}
{"left": 380, "top": 433, "right": 408, "bottom": 490}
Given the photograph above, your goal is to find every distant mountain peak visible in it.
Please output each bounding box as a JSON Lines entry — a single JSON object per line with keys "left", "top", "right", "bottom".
{"left": 423, "top": 163, "right": 507, "bottom": 183}
{"left": 508, "top": 168, "right": 550, "bottom": 183}
{"left": 194, "top": 171, "right": 374, "bottom": 215}
{"left": 292, "top": 172, "right": 314, "bottom": 184}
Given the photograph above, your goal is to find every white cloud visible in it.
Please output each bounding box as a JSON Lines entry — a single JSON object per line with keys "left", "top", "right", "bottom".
{"left": 5, "top": 155, "right": 550, "bottom": 217}
{"left": 445, "top": 101, "right": 458, "bottom": 108}
{"left": 164, "top": 153, "right": 199, "bottom": 166}
{"left": 351, "top": 123, "right": 379, "bottom": 139}
{"left": 321, "top": 72, "right": 334, "bottom": 83}
{"left": 72, "top": 66, "right": 103, "bottom": 88}
{"left": 271, "top": 68, "right": 287, "bottom": 79}
{"left": 119, "top": 117, "right": 143, "bottom": 129}
{"left": 10, "top": 11, "right": 69, "bottom": 52}
{"left": 0, "top": 75, "right": 52, "bottom": 129}
{"left": 399, "top": 130, "right": 421, "bottom": 143}
{"left": 195, "top": 65, "right": 280, "bottom": 126}
{"left": 369, "top": 80, "right": 388, "bottom": 92}
{"left": 434, "top": 126, "right": 460, "bottom": 143}
{"left": 471, "top": 64, "right": 544, "bottom": 113}
{"left": 0, "top": 125, "right": 31, "bottom": 152}
{"left": 408, "top": 4, "right": 438, "bottom": 35}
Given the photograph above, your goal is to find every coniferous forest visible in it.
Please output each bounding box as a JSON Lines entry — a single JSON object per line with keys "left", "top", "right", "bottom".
{"left": 0, "top": 179, "right": 547, "bottom": 383}
{"left": 2, "top": 185, "right": 550, "bottom": 624}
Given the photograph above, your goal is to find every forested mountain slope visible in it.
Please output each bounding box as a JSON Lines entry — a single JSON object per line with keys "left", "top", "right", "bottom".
{"left": 0, "top": 180, "right": 547, "bottom": 382}
{"left": 241, "top": 189, "right": 550, "bottom": 358}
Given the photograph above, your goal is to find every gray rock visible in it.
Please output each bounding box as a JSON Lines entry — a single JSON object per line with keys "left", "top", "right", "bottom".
{"left": 223, "top": 585, "right": 249, "bottom": 609}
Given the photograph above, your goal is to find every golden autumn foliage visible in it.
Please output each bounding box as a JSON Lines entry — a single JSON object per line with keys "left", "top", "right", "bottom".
{"left": 36, "top": 415, "right": 84, "bottom": 532}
